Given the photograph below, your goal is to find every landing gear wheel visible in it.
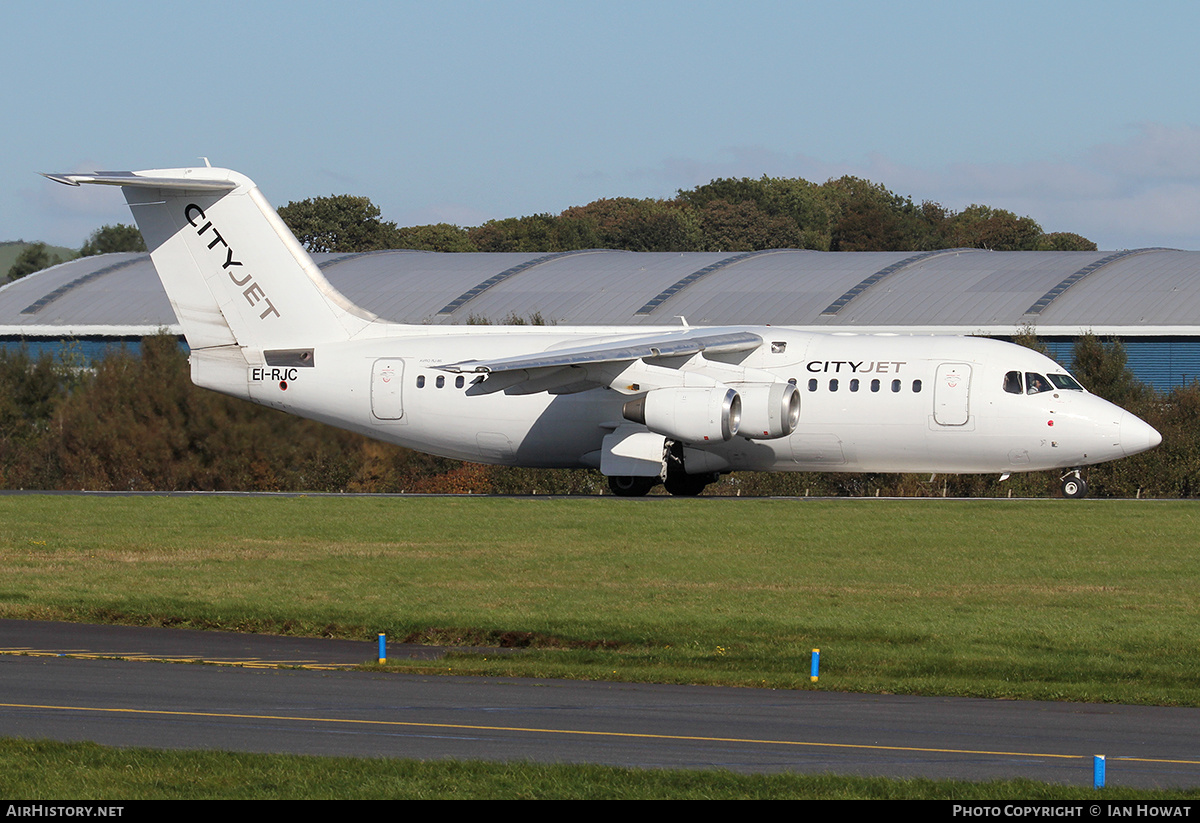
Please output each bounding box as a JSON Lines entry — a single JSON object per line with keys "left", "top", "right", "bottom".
{"left": 1061, "top": 475, "right": 1088, "bottom": 499}
{"left": 661, "top": 440, "right": 717, "bottom": 496}
{"left": 608, "top": 475, "right": 657, "bottom": 497}
{"left": 664, "top": 472, "right": 715, "bottom": 497}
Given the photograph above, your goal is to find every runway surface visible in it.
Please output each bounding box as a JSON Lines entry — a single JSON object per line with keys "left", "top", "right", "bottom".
{"left": 1, "top": 620, "right": 1198, "bottom": 789}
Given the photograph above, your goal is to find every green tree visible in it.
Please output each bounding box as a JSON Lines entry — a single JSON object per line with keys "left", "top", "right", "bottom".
{"left": 1011, "top": 323, "right": 1050, "bottom": 356}
{"left": 678, "top": 176, "right": 835, "bottom": 250}
{"left": 1150, "top": 383, "right": 1200, "bottom": 497}
{"left": 0, "top": 347, "right": 68, "bottom": 443}
{"left": 824, "top": 176, "right": 916, "bottom": 251}
{"left": 760, "top": 177, "right": 840, "bottom": 250}
{"left": 277, "top": 195, "right": 403, "bottom": 253}
{"left": 38, "top": 334, "right": 368, "bottom": 491}
{"left": 468, "top": 214, "right": 561, "bottom": 252}
{"left": 677, "top": 177, "right": 774, "bottom": 211}
{"left": 80, "top": 224, "right": 146, "bottom": 256}
{"left": 393, "top": 224, "right": 476, "bottom": 252}
{"left": 1070, "top": 333, "right": 1146, "bottom": 406}
{"left": 696, "top": 199, "right": 805, "bottom": 251}
{"left": 942, "top": 205, "right": 1044, "bottom": 250}
{"left": 559, "top": 197, "right": 702, "bottom": 251}
{"left": 1035, "top": 232, "right": 1098, "bottom": 251}
{"left": 6, "top": 243, "right": 61, "bottom": 281}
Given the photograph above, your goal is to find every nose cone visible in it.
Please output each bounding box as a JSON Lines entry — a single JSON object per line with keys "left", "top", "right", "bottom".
{"left": 1120, "top": 412, "right": 1162, "bottom": 457}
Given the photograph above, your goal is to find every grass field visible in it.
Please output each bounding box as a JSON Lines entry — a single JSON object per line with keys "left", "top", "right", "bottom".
{"left": 2, "top": 738, "right": 1195, "bottom": 800}
{"left": 1, "top": 494, "right": 1197, "bottom": 706}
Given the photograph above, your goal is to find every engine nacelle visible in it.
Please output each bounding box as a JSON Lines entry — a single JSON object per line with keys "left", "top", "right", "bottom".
{"left": 623, "top": 387, "right": 741, "bottom": 443}
{"left": 736, "top": 382, "right": 801, "bottom": 439}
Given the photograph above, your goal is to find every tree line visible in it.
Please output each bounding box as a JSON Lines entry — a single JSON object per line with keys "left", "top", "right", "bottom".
{"left": 8, "top": 172, "right": 1095, "bottom": 283}
{"left": 278, "top": 174, "right": 1097, "bottom": 255}
{"left": 0, "top": 331, "right": 1193, "bottom": 497}
{"left": 5, "top": 225, "right": 146, "bottom": 282}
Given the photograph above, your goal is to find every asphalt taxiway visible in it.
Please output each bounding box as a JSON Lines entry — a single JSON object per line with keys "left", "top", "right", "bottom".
{"left": 1, "top": 620, "right": 1199, "bottom": 789}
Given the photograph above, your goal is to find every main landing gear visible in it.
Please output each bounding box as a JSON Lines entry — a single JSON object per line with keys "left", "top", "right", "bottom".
{"left": 607, "top": 441, "right": 718, "bottom": 497}
{"left": 664, "top": 471, "right": 716, "bottom": 497}
{"left": 606, "top": 472, "right": 717, "bottom": 497}
{"left": 1061, "top": 469, "right": 1088, "bottom": 499}
{"left": 663, "top": 440, "right": 716, "bottom": 496}
{"left": 607, "top": 475, "right": 658, "bottom": 497}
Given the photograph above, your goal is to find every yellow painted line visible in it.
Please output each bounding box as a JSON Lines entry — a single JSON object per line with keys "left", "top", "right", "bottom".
{"left": 1, "top": 701, "right": 1197, "bottom": 766}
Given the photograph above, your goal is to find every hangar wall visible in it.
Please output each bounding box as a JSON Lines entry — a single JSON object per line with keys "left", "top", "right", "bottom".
{"left": 2, "top": 248, "right": 1199, "bottom": 389}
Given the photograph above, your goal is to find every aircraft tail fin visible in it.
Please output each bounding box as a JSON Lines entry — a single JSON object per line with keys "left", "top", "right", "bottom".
{"left": 43, "top": 168, "right": 377, "bottom": 351}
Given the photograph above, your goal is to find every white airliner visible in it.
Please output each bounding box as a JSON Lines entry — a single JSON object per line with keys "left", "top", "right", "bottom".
{"left": 44, "top": 166, "right": 1162, "bottom": 497}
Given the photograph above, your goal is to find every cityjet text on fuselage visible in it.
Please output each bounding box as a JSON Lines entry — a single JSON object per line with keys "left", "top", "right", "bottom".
{"left": 184, "top": 203, "right": 280, "bottom": 320}
{"left": 805, "top": 360, "right": 907, "bottom": 374}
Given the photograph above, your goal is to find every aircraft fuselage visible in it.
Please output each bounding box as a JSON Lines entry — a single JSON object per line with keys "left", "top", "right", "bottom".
{"left": 205, "top": 325, "right": 1153, "bottom": 476}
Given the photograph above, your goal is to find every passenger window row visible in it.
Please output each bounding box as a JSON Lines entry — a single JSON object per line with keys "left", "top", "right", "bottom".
{"left": 796, "top": 377, "right": 923, "bottom": 393}
{"left": 415, "top": 374, "right": 466, "bottom": 389}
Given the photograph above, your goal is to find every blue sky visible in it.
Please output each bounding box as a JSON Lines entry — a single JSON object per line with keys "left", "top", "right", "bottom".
{"left": 7, "top": 0, "right": 1200, "bottom": 249}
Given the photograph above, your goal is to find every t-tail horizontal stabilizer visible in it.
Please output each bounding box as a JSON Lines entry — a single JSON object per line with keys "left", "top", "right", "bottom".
{"left": 42, "top": 167, "right": 377, "bottom": 352}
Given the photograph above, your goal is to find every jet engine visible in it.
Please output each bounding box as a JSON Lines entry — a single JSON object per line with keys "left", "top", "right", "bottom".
{"left": 735, "top": 382, "right": 801, "bottom": 439}
{"left": 622, "top": 386, "right": 741, "bottom": 443}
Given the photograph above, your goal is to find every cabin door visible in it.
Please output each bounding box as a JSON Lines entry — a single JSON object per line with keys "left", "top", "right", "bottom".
{"left": 371, "top": 359, "right": 405, "bottom": 420}
{"left": 933, "top": 363, "right": 971, "bottom": 426}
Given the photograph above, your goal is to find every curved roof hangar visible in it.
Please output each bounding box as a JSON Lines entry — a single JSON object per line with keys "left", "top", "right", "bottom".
{"left": 1, "top": 247, "right": 1195, "bottom": 338}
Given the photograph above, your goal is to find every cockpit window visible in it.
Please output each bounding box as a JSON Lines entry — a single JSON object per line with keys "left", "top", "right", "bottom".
{"left": 1047, "top": 373, "right": 1084, "bottom": 391}
{"left": 1004, "top": 371, "right": 1023, "bottom": 394}
{"left": 1025, "top": 373, "right": 1053, "bottom": 394}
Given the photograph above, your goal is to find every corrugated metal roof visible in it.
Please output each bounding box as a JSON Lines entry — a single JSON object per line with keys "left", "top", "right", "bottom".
{"left": 828, "top": 251, "right": 1094, "bottom": 328}
{"left": 0, "top": 252, "right": 177, "bottom": 335}
{"left": 5, "top": 248, "right": 1200, "bottom": 337}
{"left": 1034, "top": 250, "right": 1200, "bottom": 328}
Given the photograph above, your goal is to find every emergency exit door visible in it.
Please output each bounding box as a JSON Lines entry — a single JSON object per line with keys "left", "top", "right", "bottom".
{"left": 371, "top": 359, "right": 404, "bottom": 420}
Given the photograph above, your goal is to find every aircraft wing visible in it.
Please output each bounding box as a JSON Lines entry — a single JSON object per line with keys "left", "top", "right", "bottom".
{"left": 440, "top": 330, "right": 762, "bottom": 374}
{"left": 438, "top": 329, "right": 765, "bottom": 396}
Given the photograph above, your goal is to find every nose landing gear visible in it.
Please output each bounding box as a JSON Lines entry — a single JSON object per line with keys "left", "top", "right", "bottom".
{"left": 1061, "top": 469, "right": 1088, "bottom": 499}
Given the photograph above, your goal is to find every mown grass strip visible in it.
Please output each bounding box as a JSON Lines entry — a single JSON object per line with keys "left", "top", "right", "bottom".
{"left": 0, "top": 738, "right": 1196, "bottom": 800}
{"left": 1, "top": 495, "right": 1197, "bottom": 704}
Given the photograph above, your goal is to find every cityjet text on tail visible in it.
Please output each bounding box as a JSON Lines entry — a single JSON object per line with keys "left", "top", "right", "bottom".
{"left": 43, "top": 166, "right": 1162, "bottom": 497}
